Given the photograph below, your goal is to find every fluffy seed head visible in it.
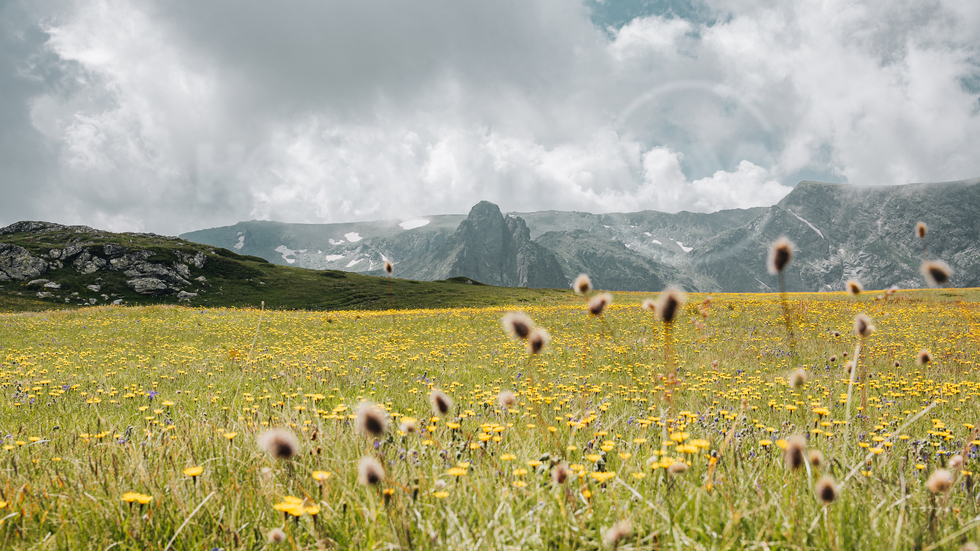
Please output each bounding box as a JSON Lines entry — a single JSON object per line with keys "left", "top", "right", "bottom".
{"left": 573, "top": 273, "right": 592, "bottom": 296}
{"left": 784, "top": 435, "right": 806, "bottom": 471}
{"left": 502, "top": 312, "right": 534, "bottom": 340}
{"left": 853, "top": 313, "right": 875, "bottom": 339}
{"left": 384, "top": 260, "right": 393, "bottom": 275}
{"left": 358, "top": 456, "right": 385, "bottom": 486}
{"left": 588, "top": 293, "right": 613, "bottom": 316}
{"left": 257, "top": 429, "right": 299, "bottom": 460}
{"left": 553, "top": 463, "right": 570, "bottom": 484}
{"left": 916, "top": 221, "right": 927, "bottom": 239}
{"left": 950, "top": 455, "right": 964, "bottom": 470}
{"left": 526, "top": 327, "right": 550, "bottom": 355}
{"left": 844, "top": 360, "right": 855, "bottom": 375}
{"left": 667, "top": 461, "right": 688, "bottom": 475}
{"left": 355, "top": 402, "right": 388, "bottom": 437}
{"left": 829, "top": 355, "right": 837, "bottom": 363}
{"left": 788, "top": 369, "right": 807, "bottom": 389}
{"left": 961, "top": 543, "right": 979, "bottom": 551}
{"left": 809, "top": 450, "right": 825, "bottom": 469}
{"left": 917, "top": 349, "right": 933, "bottom": 366}
{"left": 768, "top": 237, "right": 794, "bottom": 274}
{"left": 641, "top": 298, "right": 656, "bottom": 312}
{"left": 429, "top": 389, "right": 453, "bottom": 416}
{"left": 926, "top": 468, "right": 953, "bottom": 494}
{"left": 602, "top": 519, "right": 632, "bottom": 547}
{"left": 846, "top": 279, "right": 863, "bottom": 295}
{"left": 497, "top": 390, "right": 517, "bottom": 410}
{"left": 656, "top": 286, "right": 687, "bottom": 324}
{"left": 399, "top": 418, "right": 418, "bottom": 434}
{"left": 921, "top": 260, "right": 952, "bottom": 286}
{"left": 816, "top": 475, "right": 838, "bottom": 504}
{"left": 267, "top": 527, "right": 287, "bottom": 543}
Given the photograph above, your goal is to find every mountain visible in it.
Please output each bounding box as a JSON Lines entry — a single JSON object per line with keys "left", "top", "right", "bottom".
{"left": 179, "top": 177, "right": 980, "bottom": 293}
{"left": 0, "top": 221, "right": 572, "bottom": 311}
{"left": 400, "top": 201, "right": 567, "bottom": 288}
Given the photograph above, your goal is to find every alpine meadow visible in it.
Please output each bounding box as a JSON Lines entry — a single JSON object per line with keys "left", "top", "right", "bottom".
{"left": 1, "top": 260, "right": 979, "bottom": 549}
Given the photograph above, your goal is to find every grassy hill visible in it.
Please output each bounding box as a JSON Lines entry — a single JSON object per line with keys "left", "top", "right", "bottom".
{"left": 0, "top": 223, "right": 573, "bottom": 313}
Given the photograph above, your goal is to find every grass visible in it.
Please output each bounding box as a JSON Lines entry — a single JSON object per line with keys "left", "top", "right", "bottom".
{"left": 1, "top": 288, "right": 979, "bottom": 549}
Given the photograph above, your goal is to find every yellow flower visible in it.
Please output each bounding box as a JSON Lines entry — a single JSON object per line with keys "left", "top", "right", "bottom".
{"left": 434, "top": 491, "right": 450, "bottom": 499}
{"left": 759, "top": 439, "right": 772, "bottom": 447}
{"left": 135, "top": 494, "right": 153, "bottom": 505}
{"left": 223, "top": 432, "right": 237, "bottom": 440}
{"left": 447, "top": 467, "right": 467, "bottom": 476}
{"left": 121, "top": 492, "right": 141, "bottom": 503}
{"left": 312, "top": 470, "right": 332, "bottom": 482}
{"left": 590, "top": 472, "right": 616, "bottom": 483}
{"left": 183, "top": 466, "right": 204, "bottom": 477}
{"left": 274, "top": 496, "right": 305, "bottom": 517}
{"left": 501, "top": 454, "right": 516, "bottom": 461}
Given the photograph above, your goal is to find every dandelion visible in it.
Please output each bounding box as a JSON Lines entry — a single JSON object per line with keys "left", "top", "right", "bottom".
{"left": 355, "top": 402, "right": 388, "bottom": 437}
{"left": 655, "top": 287, "right": 686, "bottom": 324}
{"left": 429, "top": 389, "right": 453, "bottom": 416}
{"left": 846, "top": 279, "right": 862, "bottom": 295}
{"left": 258, "top": 429, "right": 300, "bottom": 460}
{"left": 602, "top": 519, "right": 632, "bottom": 548}
{"left": 183, "top": 466, "right": 203, "bottom": 481}
{"left": 587, "top": 293, "right": 612, "bottom": 316}
{"left": 920, "top": 260, "right": 951, "bottom": 286}
{"left": 917, "top": 349, "right": 933, "bottom": 366}
{"left": 526, "top": 327, "right": 550, "bottom": 355}
{"left": 815, "top": 475, "right": 838, "bottom": 504}
{"left": 267, "top": 527, "right": 287, "bottom": 543}
{"left": 788, "top": 369, "right": 807, "bottom": 389}
{"left": 497, "top": 390, "right": 516, "bottom": 410}
{"left": 502, "top": 312, "right": 534, "bottom": 340}
{"left": 358, "top": 457, "right": 385, "bottom": 486}
{"left": 784, "top": 435, "right": 806, "bottom": 471}
{"left": 767, "top": 237, "right": 794, "bottom": 275}
{"left": 926, "top": 468, "right": 952, "bottom": 494}
{"left": 312, "top": 470, "right": 332, "bottom": 483}
{"left": 573, "top": 273, "right": 592, "bottom": 296}
{"left": 853, "top": 313, "right": 875, "bottom": 339}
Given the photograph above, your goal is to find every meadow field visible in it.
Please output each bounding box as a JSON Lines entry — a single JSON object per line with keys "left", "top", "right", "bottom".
{"left": 1, "top": 288, "right": 979, "bottom": 549}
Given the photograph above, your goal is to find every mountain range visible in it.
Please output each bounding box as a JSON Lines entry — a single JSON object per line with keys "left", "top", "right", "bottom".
{"left": 181, "top": 177, "right": 980, "bottom": 293}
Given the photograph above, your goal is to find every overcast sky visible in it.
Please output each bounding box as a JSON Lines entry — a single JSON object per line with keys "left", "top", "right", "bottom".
{"left": 1, "top": 0, "right": 978, "bottom": 235}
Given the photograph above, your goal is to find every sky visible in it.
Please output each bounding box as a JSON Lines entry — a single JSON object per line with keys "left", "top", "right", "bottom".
{"left": 1, "top": 0, "right": 978, "bottom": 235}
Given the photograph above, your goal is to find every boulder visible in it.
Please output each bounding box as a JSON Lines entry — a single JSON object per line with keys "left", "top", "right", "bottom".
{"left": 43, "top": 282, "right": 61, "bottom": 290}
{"left": 173, "top": 262, "right": 191, "bottom": 279}
{"left": 61, "top": 244, "right": 83, "bottom": 259}
{"left": 27, "top": 279, "right": 50, "bottom": 287}
{"left": 36, "top": 291, "right": 54, "bottom": 298}
{"left": 177, "top": 290, "right": 198, "bottom": 301}
{"left": 103, "top": 243, "right": 128, "bottom": 256}
{"left": 87, "top": 284, "right": 101, "bottom": 292}
{"left": 109, "top": 250, "right": 153, "bottom": 271}
{"left": 175, "top": 250, "right": 207, "bottom": 268}
{"left": 124, "top": 262, "right": 190, "bottom": 287}
{"left": 73, "top": 251, "right": 107, "bottom": 274}
{"left": 0, "top": 244, "right": 49, "bottom": 280}
{"left": 126, "top": 278, "right": 171, "bottom": 295}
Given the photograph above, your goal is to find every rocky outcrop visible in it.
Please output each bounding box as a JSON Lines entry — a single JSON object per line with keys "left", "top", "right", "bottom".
{"left": 402, "top": 201, "right": 568, "bottom": 288}
{"left": 0, "top": 244, "right": 49, "bottom": 281}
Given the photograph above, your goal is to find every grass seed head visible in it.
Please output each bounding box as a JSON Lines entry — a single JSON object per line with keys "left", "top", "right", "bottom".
{"left": 355, "top": 402, "right": 389, "bottom": 437}
{"left": 358, "top": 457, "right": 385, "bottom": 486}
{"left": 573, "top": 273, "right": 592, "bottom": 296}
{"left": 784, "top": 435, "right": 806, "bottom": 471}
{"left": 602, "top": 519, "right": 632, "bottom": 547}
{"left": 853, "top": 313, "right": 875, "bottom": 339}
{"left": 916, "top": 221, "right": 927, "bottom": 239}
{"left": 429, "top": 389, "right": 453, "bottom": 416}
{"left": 927, "top": 468, "right": 953, "bottom": 493}
{"left": 920, "top": 260, "right": 951, "bottom": 286}
{"left": 553, "top": 463, "right": 570, "bottom": 484}
{"left": 656, "top": 286, "right": 686, "bottom": 324}
{"left": 667, "top": 462, "right": 688, "bottom": 475}
{"left": 917, "top": 348, "right": 933, "bottom": 366}
{"left": 502, "top": 312, "right": 534, "bottom": 340}
{"left": 816, "top": 475, "right": 838, "bottom": 504}
{"left": 267, "top": 527, "right": 287, "bottom": 543}
{"left": 788, "top": 369, "right": 807, "bottom": 389}
{"left": 526, "top": 327, "right": 550, "bottom": 355}
{"left": 257, "top": 429, "right": 300, "bottom": 460}
{"left": 497, "top": 390, "right": 517, "bottom": 410}
{"left": 588, "top": 293, "right": 613, "bottom": 316}
{"left": 809, "top": 450, "right": 825, "bottom": 469}
{"left": 846, "top": 279, "right": 863, "bottom": 295}
{"left": 767, "top": 237, "right": 794, "bottom": 274}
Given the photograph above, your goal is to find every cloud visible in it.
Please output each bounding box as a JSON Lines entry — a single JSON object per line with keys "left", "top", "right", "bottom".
{"left": 0, "top": 0, "right": 977, "bottom": 234}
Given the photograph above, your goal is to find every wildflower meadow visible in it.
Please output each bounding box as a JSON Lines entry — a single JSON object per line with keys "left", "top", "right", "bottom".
{"left": 1, "top": 285, "right": 979, "bottom": 549}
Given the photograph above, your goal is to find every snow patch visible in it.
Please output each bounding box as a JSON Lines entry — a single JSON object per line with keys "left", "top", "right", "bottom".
{"left": 787, "top": 209, "right": 825, "bottom": 239}
{"left": 399, "top": 219, "right": 430, "bottom": 230}
{"left": 298, "top": 249, "right": 307, "bottom": 253}
{"left": 329, "top": 238, "right": 345, "bottom": 245}
{"left": 675, "top": 240, "right": 693, "bottom": 253}
{"left": 345, "top": 259, "right": 362, "bottom": 268}
{"left": 233, "top": 235, "right": 245, "bottom": 250}
{"left": 325, "top": 254, "right": 344, "bottom": 262}
{"left": 274, "top": 245, "right": 297, "bottom": 264}
{"left": 651, "top": 239, "right": 662, "bottom": 245}
{"left": 344, "top": 232, "right": 363, "bottom": 243}
{"left": 644, "top": 232, "right": 652, "bottom": 236}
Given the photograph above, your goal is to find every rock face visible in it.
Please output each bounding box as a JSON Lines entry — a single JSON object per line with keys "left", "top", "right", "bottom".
{"left": 0, "top": 244, "right": 49, "bottom": 281}
{"left": 403, "top": 201, "right": 568, "bottom": 288}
